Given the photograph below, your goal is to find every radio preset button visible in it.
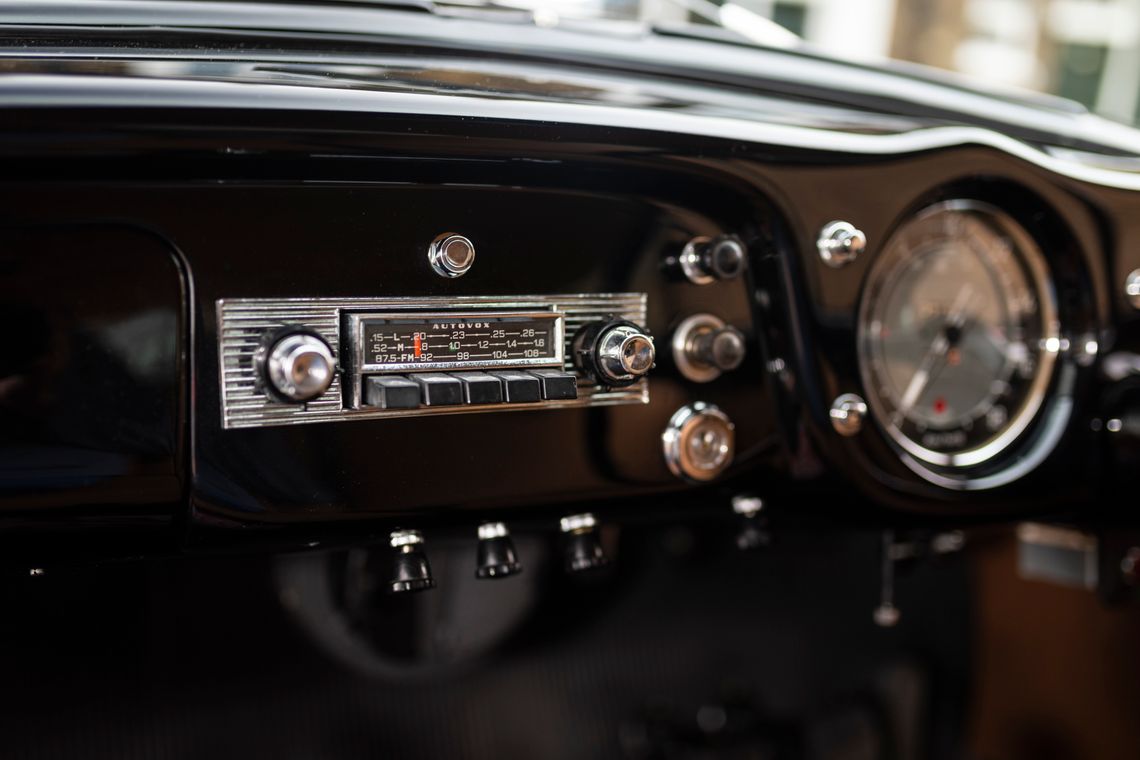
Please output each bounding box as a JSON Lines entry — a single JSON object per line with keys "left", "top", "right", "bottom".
{"left": 408, "top": 373, "right": 463, "bottom": 406}
{"left": 490, "top": 371, "right": 542, "bottom": 403}
{"left": 363, "top": 375, "right": 421, "bottom": 409}
{"left": 527, "top": 369, "right": 578, "bottom": 400}
{"left": 450, "top": 372, "right": 505, "bottom": 404}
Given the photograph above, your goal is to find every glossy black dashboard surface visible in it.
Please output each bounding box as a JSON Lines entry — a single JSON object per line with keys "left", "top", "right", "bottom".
{"left": 3, "top": 0, "right": 1140, "bottom": 548}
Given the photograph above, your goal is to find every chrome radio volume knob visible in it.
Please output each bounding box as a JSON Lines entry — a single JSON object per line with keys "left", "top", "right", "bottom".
{"left": 262, "top": 331, "right": 335, "bottom": 402}
{"left": 573, "top": 319, "right": 655, "bottom": 387}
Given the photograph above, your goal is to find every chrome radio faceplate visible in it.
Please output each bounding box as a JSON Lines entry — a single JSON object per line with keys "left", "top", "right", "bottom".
{"left": 217, "top": 294, "right": 649, "bottom": 429}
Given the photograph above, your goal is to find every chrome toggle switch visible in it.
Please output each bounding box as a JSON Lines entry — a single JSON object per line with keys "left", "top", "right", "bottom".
{"left": 261, "top": 331, "right": 335, "bottom": 403}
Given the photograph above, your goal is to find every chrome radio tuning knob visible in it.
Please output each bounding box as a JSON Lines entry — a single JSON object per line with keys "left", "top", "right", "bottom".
{"left": 573, "top": 318, "right": 655, "bottom": 387}
{"left": 259, "top": 330, "right": 336, "bottom": 403}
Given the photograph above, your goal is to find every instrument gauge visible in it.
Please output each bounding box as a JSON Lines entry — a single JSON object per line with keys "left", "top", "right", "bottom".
{"left": 857, "top": 201, "right": 1060, "bottom": 470}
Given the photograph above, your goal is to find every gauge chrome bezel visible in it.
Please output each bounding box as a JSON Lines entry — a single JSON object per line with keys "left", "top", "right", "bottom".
{"left": 856, "top": 200, "right": 1062, "bottom": 470}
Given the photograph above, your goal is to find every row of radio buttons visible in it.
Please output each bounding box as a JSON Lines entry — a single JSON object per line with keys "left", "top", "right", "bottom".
{"left": 364, "top": 369, "right": 578, "bottom": 409}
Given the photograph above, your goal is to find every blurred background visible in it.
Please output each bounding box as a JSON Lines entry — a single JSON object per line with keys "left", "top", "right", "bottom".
{"left": 521, "top": 0, "right": 1140, "bottom": 126}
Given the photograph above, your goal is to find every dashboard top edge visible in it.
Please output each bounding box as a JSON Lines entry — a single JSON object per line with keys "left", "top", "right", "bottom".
{"left": 1, "top": 73, "right": 1140, "bottom": 193}
{"left": 0, "top": 0, "right": 1138, "bottom": 158}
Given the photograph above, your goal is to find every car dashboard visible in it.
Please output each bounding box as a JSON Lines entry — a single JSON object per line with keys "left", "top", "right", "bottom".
{"left": 3, "top": 2, "right": 1140, "bottom": 758}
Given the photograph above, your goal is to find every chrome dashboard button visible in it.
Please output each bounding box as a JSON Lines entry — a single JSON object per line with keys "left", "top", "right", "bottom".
{"left": 672, "top": 313, "right": 746, "bottom": 382}
{"left": 679, "top": 235, "right": 747, "bottom": 284}
{"left": 830, "top": 393, "right": 867, "bottom": 437}
{"left": 263, "top": 332, "right": 335, "bottom": 403}
{"left": 428, "top": 232, "right": 476, "bottom": 278}
{"left": 817, "top": 220, "right": 866, "bottom": 268}
{"left": 1126, "top": 269, "right": 1140, "bottom": 310}
{"left": 662, "top": 402, "right": 735, "bottom": 482}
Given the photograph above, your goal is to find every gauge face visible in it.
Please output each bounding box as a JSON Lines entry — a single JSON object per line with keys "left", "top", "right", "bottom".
{"left": 857, "top": 201, "right": 1060, "bottom": 469}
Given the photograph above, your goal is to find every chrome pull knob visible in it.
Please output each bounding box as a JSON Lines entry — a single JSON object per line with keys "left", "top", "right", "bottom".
{"left": 672, "top": 314, "right": 746, "bottom": 382}
{"left": 261, "top": 331, "right": 335, "bottom": 402}
{"left": 817, "top": 221, "right": 866, "bottom": 268}
{"left": 573, "top": 319, "right": 655, "bottom": 387}
{"left": 691, "top": 326, "right": 745, "bottom": 371}
{"left": 680, "top": 235, "right": 747, "bottom": 284}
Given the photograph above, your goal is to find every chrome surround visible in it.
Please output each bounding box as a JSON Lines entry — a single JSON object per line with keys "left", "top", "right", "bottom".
{"left": 662, "top": 402, "right": 735, "bottom": 482}
{"left": 428, "top": 232, "right": 475, "bottom": 278}
{"left": 389, "top": 529, "right": 424, "bottom": 548}
{"left": 346, "top": 309, "right": 563, "bottom": 373}
{"left": 856, "top": 200, "right": 1062, "bottom": 473}
{"left": 559, "top": 513, "right": 596, "bottom": 533}
{"left": 679, "top": 236, "right": 714, "bottom": 285}
{"left": 477, "top": 521, "right": 509, "bottom": 540}
{"left": 217, "top": 293, "right": 648, "bottom": 429}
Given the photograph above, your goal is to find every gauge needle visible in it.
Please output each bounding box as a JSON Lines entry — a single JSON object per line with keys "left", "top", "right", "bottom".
{"left": 897, "top": 284, "right": 975, "bottom": 414}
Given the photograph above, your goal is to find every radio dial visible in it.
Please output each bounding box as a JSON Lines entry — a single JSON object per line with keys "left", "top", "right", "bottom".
{"left": 574, "top": 319, "right": 655, "bottom": 387}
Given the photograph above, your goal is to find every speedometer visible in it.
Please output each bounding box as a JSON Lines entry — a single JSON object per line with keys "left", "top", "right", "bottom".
{"left": 857, "top": 201, "right": 1060, "bottom": 469}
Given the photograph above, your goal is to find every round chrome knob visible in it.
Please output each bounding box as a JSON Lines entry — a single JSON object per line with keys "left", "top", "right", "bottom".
{"left": 662, "top": 402, "right": 735, "bottom": 482}
{"left": 574, "top": 319, "right": 655, "bottom": 387}
{"left": 1126, "top": 269, "right": 1140, "bottom": 310}
{"left": 817, "top": 221, "right": 866, "bottom": 268}
{"left": 428, "top": 232, "right": 476, "bottom": 278}
{"left": 672, "top": 314, "right": 746, "bottom": 382}
{"left": 263, "top": 332, "right": 335, "bottom": 402}
{"left": 830, "top": 393, "right": 867, "bottom": 436}
{"left": 680, "top": 235, "right": 747, "bottom": 284}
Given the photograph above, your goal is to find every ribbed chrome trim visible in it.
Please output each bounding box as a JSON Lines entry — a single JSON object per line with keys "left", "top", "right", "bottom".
{"left": 217, "top": 293, "right": 648, "bottom": 429}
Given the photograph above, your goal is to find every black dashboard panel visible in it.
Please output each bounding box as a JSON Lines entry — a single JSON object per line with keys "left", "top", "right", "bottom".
{"left": 0, "top": 224, "right": 185, "bottom": 520}
{"left": 1, "top": 1, "right": 1140, "bottom": 550}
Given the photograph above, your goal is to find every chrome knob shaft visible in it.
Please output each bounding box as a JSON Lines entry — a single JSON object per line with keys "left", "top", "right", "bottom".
{"left": 672, "top": 314, "right": 746, "bottom": 382}
{"left": 680, "top": 235, "right": 747, "bottom": 284}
